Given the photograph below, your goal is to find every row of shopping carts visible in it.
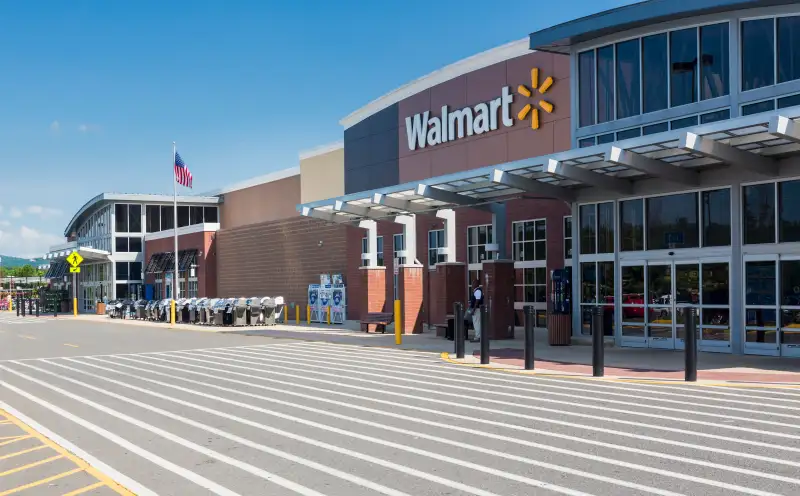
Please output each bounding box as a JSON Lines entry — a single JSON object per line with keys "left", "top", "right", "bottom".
{"left": 106, "top": 297, "right": 285, "bottom": 326}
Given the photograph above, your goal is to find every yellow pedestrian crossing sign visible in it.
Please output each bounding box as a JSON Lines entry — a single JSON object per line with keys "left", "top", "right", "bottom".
{"left": 66, "top": 251, "right": 84, "bottom": 268}
{"left": 69, "top": 267, "right": 81, "bottom": 273}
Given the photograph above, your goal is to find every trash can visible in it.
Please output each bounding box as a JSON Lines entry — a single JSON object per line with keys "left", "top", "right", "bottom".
{"left": 189, "top": 298, "right": 205, "bottom": 323}
{"left": 274, "top": 296, "right": 285, "bottom": 324}
{"left": 201, "top": 299, "right": 218, "bottom": 324}
{"left": 232, "top": 298, "right": 248, "bottom": 326}
{"left": 247, "top": 297, "right": 263, "bottom": 325}
{"left": 212, "top": 299, "right": 227, "bottom": 326}
{"left": 261, "top": 297, "right": 276, "bottom": 326}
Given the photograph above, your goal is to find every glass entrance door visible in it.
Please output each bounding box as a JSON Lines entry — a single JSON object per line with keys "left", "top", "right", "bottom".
{"left": 645, "top": 260, "right": 702, "bottom": 350}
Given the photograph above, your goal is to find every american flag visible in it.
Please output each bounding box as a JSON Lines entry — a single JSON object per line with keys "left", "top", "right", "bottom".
{"left": 174, "top": 151, "right": 193, "bottom": 188}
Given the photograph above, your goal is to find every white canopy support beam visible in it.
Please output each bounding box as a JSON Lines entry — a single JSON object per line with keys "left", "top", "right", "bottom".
{"left": 680, "top": 131, "right": 778, "bottom": 176}
{"left": 393, "top": 214, "right": 419, "bottom": 264}
{"left": 301, "top": 207, "right": 352, "bottom": 224}
{"left": 372, "top": 193, "right": 428, "bottom": 214}
{"left": 358, "top": 219, "right": 379, "bottom": 267}
{"left": 415, "top": 184, "right": 492, "bottom": 212}
{"left": 545, "top": 159, "right": 633, "bottom": 194}
{"left": 489, "top": 203, "right": 508, "bottom": 260}
{"left": 769, "top": 115, "right": 800, "bottom": 144}
{"left": 334, "top": 200, "right": 383, "bottom": 220}
{"left": 435, "top": 209, "right": 457, "bottom": 263}
{"left": 606, "top": 146, "right": 699, "bottom": 186}
{"left": 490, "top": 169, "right": 575, "bottom": 202}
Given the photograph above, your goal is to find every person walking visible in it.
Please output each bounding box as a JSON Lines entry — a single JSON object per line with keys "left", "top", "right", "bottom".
{"left": 469, "top": 279, "right": 483, "bottom": 342}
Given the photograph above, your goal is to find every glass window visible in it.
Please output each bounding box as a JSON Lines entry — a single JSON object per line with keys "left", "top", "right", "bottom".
{"left": 702, "top": 189, "right": 731, "bottom": 247}
{"left": 617, "top": 128, "right": 641, "bottom": 140}
{"left": 616, "top": 39, "right": 640, "bottom": 119}
{"left": 578, "top": 50, "right": 596, "bottom": 127}
{"left": 780, "top": 260, "right": 800, "bottom": 306}
{"left": 580, "top": 204, "right": 597, "bottom": 255}
{"left": 700, "top": 109, "right": 730, "bottom": 124}
{"left": 578, "top": 137, "right": 595, "bottom": 148}
{"left": 115, "top": 204, "right": 128, "bottom": 233}
{"left": 742, "top": 99, "right": 775, "bottom": 116}
{"left": 204, "top": 206, "right": 219, "bottom": 223}
{"left": 597, "top": 45, "right": 615, "bottom": 124}
{"left": 115, "top": 262, "right": 129, "bottom": 280}
{"left": 742, "top": 18, "right": 775, "bottom": 91}
{"left": 597, "top": 133, "right": 614, "bottom": 144}
{"left": 643, "top": 122, "right": 668, "bottom": 135}
{"left": 703, "top": 263, "right": 730, "bottom": 306}
{"left": 597, "top": 202, "right": 614, "bottom": 253}
{"left": 746, "top": 261, "right": 776, "bottom": 306}
{"left": 564, "top": 216, "right": 573, "bottom": 259}
{"left": 161, "top": 206, "right": 174, "bottom": 231}
{"left": 177, "top": 206, "right": 190, "bottom": 228}
{"left": 620, "top": 199, "right": 644, "bottom": 251}
{"left": 129, "top": 237, "right": 142, "bottom": 253}
{"left": 598, "top": 261, "right": 615, "bottom": 303}
{"left": 468, "top": 226, "right": 492, "bottom": 264}
{"left": 128, "top": 204, "right": 141, "bottom": 233}
{"left": 512, "top": 220, "right": 546, "bottom": 262}
{"left": 146, "top": 205, "right": 161, "bottom": 233}
{"left": 778, "top": 16, "right": 800, "bottom": 84}
{"left": 516, "top": 267, "right": 547, "bottom": 304}
{"left": 646, "top": 193, "right": 699, "bottom": 250}
{"left": 581, "top": 262, "right": 596, "bottom": 303}
{"left": 642, "top": 33, "right": 669, "bottom": 113}
{"left": 377, "top": 236, "right": 384, "bottom": 266}
{"left": 700, "top": 23, "right": 730, "bottom": 100}
{"left": 115, "top": 237, "right": 128, "bottom": 253}
{"left": 743, "top": 183, "right": 776, "bottom": 244}
{"left": 670, "top": 27, "right": 698, "bottom": 107}
{"left": 129, "top": 262, "right": 142, "bottom": 281}
{"left": 428, "top": 229, "right": 446, "bottom": 267}
{"left": 116, "top": 283, "right": 129, "bottom": 300}
{"left": 670, "top": 115, "right": 698, "bottom": 130}
{"left": 779, "top": 180, "right": 800, "bottom": 243}
{"left": 190, "top": 206, "right": 204, "bottom": 225}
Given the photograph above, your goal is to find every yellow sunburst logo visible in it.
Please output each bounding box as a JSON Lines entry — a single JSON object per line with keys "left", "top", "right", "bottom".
{"left": 516, "top": 68, "right": 554, "bottom": 130}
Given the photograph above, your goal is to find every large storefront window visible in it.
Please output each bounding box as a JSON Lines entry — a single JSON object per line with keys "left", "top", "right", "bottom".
{"left": 620, "top": 199, "right": 644, "bottom": 251}
{"left": 563, "top": 216, "right": 573, "bottom": 260}
{"left": 778, "top": 16, "right": 800, "bottom": 84}
{"left": 642, "top": 33, "right": 669, "bottom": 113}
{"left": 579, "top": 202, "right": 614, "bottom": 254}
{"left": 700, "top": 23, "right": 730, "bottom": 100}
{"left": 578, "top": 50, "right": 596, "bottom": 127}
{"left": 579, "top": 204, "right": 596, "bottom": 254}
{"left": 596, "top": 45, "right": 615, "bottom": 124}
{"left": 702, "top": 189, "right": 731, "bottom": 247}
{"left": 580, "top": 261, "right": 614, "bottom": 334}
{"left": 615, "top": 39, "right": 640, "bottom": 119}
{"left": 114, "top": 204, "right": 142, "bottom": 234}
{"left": 646, "top": 193, "right": 699, "bottom": 250}
{"left": 742, "top": 18, "right": 775, "bottom": 91}
{"left": 743, "top": 183, "right": 776, "bottom": 244}
{"left": 779, "top": 180, "right": 800, "bottom": 243}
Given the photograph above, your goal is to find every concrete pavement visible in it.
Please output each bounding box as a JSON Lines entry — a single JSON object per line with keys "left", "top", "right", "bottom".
{"left": 1, "top": 317, "right": 800, "bottom": 495}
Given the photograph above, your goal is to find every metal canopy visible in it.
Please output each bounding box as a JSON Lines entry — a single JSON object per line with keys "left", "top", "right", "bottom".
{"left": 298, "top": 107, "right": 800, "bottom": 225}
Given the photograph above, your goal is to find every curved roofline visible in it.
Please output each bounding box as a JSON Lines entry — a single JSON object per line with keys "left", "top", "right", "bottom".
{"left": 340, "top": 38, "right": 531, "bottom": 130}
{"left": 64, "top": 193, "right": 221, "bottom": 237}
{"left": 529, "top": 0, "right": 793, "bottom": 53}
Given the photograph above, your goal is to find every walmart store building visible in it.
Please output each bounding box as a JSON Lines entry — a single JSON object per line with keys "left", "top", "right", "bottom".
{"left": 48, "top": 0, "right": 800, "bottom": 358}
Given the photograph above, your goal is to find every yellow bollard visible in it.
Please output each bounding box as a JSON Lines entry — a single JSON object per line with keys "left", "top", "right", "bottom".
{"left": 295, "top": 305, "right": 300, "bottom": 324}
{"left": 394, "top": 299, "right": 402, "bottom": 345}
{"left": 327, "top": 306, "right": 331, "bottom": 325}
{"left": 73, "top": 298, "right": 78, "bottom": 317}
{"left": 170, "top": 299, "right": 176, "bottom": 325}
{"left": 306, "top": 305, "right": 311, "bottom": 324}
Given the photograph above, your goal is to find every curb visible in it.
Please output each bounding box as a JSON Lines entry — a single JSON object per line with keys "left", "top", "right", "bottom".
{"left": 438, "top": 352, "right": 800, "bottom": 388}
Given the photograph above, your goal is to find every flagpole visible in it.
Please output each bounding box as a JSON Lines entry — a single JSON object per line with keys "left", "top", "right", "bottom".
{"left": 172, "top": 142, "right": 179, "bottom": 304}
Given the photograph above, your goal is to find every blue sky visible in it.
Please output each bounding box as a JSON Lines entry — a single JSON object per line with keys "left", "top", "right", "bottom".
{"left": 0, "top": 0, "right": 633, "bottom": 257}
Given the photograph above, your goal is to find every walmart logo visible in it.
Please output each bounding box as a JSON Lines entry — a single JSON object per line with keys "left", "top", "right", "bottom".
{"left": 516, "top": 68, "right": 554, "bottom": 130}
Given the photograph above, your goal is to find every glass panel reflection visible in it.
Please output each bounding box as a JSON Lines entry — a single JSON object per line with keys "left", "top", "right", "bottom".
{"left": 621, "top": 325, "right": 645, "bottom": 337}
{"left": 782, "top": 331, "right": 800, "bottom": 345}
{"left": 700, "top": 23, "right": 730, "bottom": 100}
{"left": 581, "top": 262, "right": 596, "bottom": 303}
{"left": 745, "top": 261, "right": 776, "bottom": 306}
{"left": 702, "top": 263, "right": 729, "bottom": 305}
{"left": 597, "top": 45, "right": 615, "bottom": 123}
{"left": 616, "top": 39, "right": 640, "bottom": 119}
{"left": 781, "top": 309, "right": 800, "bottom": 329}
{"left": 648, "top": 265, "right": 672, "bottom": 304}
{"left": 675, "top": 264, "right": 700, "bottom": 305}
{"left": 670, "top": 27, "right": 698, "bottom": 107}
{"left": 642, "top": 33, "right": 669, "bottom": 113}
{"left": 742, "top": 19, "right": 775, "bottom": 90}
{"left": 620, "top": 199, "right": 644, "bottom": 251}
{"left": 780, "top": 260, "right": 800, "bottom": 306}
{"left": 646, "top": 193, "right": 699, "bottom": 250}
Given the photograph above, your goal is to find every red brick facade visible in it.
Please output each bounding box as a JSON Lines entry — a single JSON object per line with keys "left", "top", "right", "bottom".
{"left": 398, "top": 266, "right": 424, "bottom": 334}
{"left": 144, "top": 230, "right": 217, "bottom": 299}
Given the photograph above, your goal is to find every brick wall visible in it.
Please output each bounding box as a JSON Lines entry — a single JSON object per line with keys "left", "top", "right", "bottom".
{"left": 144, "top": 231, "right": 216, "bottom": 298}
{"left": 216, "top": 217, "right": 352, "bottom": 307}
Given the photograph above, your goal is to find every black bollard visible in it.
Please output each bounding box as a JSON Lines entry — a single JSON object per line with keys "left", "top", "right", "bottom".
{"left": 454, "top": 301, "right": 465, "bottom": 359}
{"left": 524, "top": 305, "right": 535, "bottom": 370}
{"left": 35, "top": 299, "right": 39, "bottom": 318}
{"left": 21, "top": 297, "right": 26, "bottom": 317}
{"left": 592, "top": 306, "right": 605, "bottom": 377}
{"left": 685, "top": 307, "right": 698, "bottom": 382}
{"left": 480, "top": 301, "right": 490, "bottom": 365}
{"left": 16, "top": 296, "right": 20, "bottom": 316}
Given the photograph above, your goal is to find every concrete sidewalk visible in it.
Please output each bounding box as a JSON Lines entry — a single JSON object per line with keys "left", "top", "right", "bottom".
{"left": 69, "top": 313, "right": 800, "bottom": 383}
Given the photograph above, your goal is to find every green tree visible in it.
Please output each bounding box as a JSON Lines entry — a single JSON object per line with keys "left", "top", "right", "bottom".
{"left": 15, "top": 265, "right": 37, "bottom": 277}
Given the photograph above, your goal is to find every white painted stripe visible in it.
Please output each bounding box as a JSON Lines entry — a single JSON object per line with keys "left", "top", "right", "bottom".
{"left": 95, "top": 354, "right": 800, "bottom": 487}
{"left": 193, "top": 349, "right": 800, "bottom": 439}
{"left": 0, "top": 381, "right": 240, "bottom": 496}
{"left": 61, "top": 357, "right": 593, "bottom": 496}
{"left": 0, "top": 399, "right": 158, "bottom": 496}
{"left": 126, "top": 354, "right": 800, "bottom": 468}
{"left": 262, "top": 345, "right": 800, "bottom": 412}
{"left": 21, "top": 361, "right": 411, "bottom": 496}
{"left": 0, "top": 364, "right": 325, "bottom": 496}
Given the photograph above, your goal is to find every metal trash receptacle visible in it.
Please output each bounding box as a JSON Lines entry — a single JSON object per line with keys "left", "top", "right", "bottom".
{"left": 261, "top": 297, "right": 276, "bottom": 326}
{"left": 189, "top": 298, "right": 205, "bottom": 323}
{"left": 232, "top": 298, "right": 248, "bottom": 326}
{"left": 247, "top": 297, "right": 263, "bottom": 325}
{"left": 212, "top": 299, "right": 227, "bottom": 326}
{"left": 202, "top": 299, "right": 217, "bottom": 324}
{"left": 274, "top": 296, "right": 285, "bottom": 324}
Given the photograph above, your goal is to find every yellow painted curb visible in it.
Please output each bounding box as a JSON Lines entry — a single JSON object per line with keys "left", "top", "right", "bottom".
{"left": 438, "top": 352, "right": 800, "bottom": 389}
{"left": 0, "top": 408, "right": 134, "bottom": 496}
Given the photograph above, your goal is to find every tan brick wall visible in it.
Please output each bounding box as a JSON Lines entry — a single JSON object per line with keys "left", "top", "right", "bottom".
{"left": 220, "top": 175, "right": 301, "bottom": 230}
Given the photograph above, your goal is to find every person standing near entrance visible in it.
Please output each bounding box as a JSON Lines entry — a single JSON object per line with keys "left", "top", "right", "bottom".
{"left": 469, "top": 279, "right": 483, "bottom": 342}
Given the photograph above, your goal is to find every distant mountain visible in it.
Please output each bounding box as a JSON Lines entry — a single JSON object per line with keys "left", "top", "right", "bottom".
{"left": 0, "top": 255, "right": 46, "bottom": 268}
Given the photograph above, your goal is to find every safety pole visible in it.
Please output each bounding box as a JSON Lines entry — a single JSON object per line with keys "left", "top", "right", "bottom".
{"left": 480, "top": 301, "right": 490, "bottom": 365}
{"left": 72, "top": 272, "right": 77, "bottom": 317}
{"left": 592, "top": 306, "right": 605, "bottom": 377}
{"left": 306, "top": 305, "right": 311, "bottom": 324}
{"left": 327, "top": 306, "right": 331, "bottom": 325}
{"left": 394, "top": 299, "right": 402, "bottom": 345}
{"left": 524, "top": 305, "right": 535, "bottom": 370}
{"left": 454, "top": 301, "right": 465, "bottom": 359}
{"left": 685, "top": 307, "right": 698, "bottom": 382}
{"left": 295, "top": 305, "right": 300, "bottom": 324}
{"left": 170, "top": 299, "right": 176, "bottom": 325}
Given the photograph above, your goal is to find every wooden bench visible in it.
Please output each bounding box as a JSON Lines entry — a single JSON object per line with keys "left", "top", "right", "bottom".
{"left": 360, "top": 312, "right": 394, "bottom": 333}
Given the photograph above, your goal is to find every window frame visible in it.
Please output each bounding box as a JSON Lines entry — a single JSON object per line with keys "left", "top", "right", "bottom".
{"left": 512, "top": 218, "right": 547, "bottom": 263}
{"left": 427, "top": 229, "right": 446, "bottom": 268}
